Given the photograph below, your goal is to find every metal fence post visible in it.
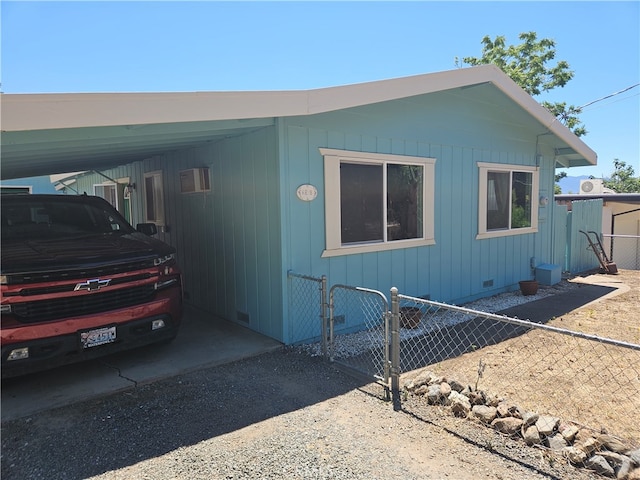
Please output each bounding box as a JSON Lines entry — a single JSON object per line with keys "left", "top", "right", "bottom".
{"left": 390, "top": 287, "right": 401, "bottom": 411}
{"left": 320, "top": 275, "right": 328, "bottom": 358}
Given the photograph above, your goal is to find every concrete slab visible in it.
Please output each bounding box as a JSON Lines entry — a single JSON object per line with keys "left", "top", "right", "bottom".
{"left": 1, "top": 306, "right": 282, "bottom": 422}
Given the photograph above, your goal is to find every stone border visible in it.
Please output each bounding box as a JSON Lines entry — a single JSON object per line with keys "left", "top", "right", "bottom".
{"left": 402, "top": 369, "right": 640, "bottom": 479}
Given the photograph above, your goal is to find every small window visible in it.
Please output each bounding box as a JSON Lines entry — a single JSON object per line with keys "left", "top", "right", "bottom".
{"left": 321, "top": 149, "right": 435, "bottom": 257}
{"left": 143, "top": 171, "right": 165, "bottom": 225}
{"left": 477, "top": 163, "right": 538, "bottom": 239}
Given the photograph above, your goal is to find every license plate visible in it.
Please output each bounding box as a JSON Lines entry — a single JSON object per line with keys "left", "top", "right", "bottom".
{"left": 80, "top": 326, "right": 117, "bottom": 349}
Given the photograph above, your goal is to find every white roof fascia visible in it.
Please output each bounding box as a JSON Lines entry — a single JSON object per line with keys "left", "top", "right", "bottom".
{"left": 49, "top": 171, "right": 87, "bottom": 183}
{"left": 1, "top": 65, "right": 595, "bottom": 165}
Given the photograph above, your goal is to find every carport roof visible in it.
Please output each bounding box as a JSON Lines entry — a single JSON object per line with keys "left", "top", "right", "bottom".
{"left": 1, "top": 64, "right": 597, "bottom": 180}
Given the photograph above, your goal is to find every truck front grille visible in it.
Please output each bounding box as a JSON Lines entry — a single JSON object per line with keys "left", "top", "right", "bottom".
{"left": 11, "top": 285, "right": 157, "bottom": 324}
{"left": 6, "top": 260, "right": 156, "bottom": 285}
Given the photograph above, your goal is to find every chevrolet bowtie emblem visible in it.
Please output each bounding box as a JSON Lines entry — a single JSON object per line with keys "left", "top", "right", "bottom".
{"left": 74, "top": 278, "right": 111, "bottom": 292}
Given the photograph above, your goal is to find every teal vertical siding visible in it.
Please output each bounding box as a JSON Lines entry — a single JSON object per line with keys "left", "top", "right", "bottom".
{"left": 72, "top": 126, "right": 284, "bottom": 342}
{"left": 567, "top": 199, "right": 604, "bottom": 273}
{"left": 280, "top": 90, "right": 560, "bottom": 342}
{"left": 553, "top": 203, "right": 569, "bottom": 270}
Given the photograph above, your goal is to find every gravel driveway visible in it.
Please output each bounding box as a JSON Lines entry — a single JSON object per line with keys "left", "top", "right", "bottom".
{"left": 1, "top": 349, "right": 599, "bottom": 480}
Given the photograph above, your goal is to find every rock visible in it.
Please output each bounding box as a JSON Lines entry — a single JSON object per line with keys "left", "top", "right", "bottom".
{"left": 627, "top": 448, "right": 640, "bottom": 466}
{"left": 535, "top": 415, "right": 559, "bottom": 436}
{"left": 448, "top": 379, "right": 465, "bottom": 392}
{"left": 522, "top": 425, "right": 541, "bottom": 446}
{"left": 585, "top": 454, "right": 615, "bottom": 477}
{"left": 467, "top": 390, "right": 485, "bottom": 406}
{"left": 564, "top": 446, "right": 588, "bottom": 465}
{"left": 578, "top": 436, "right": 602, "bottom": 455}
{"left": 618, "top": 458, "right": 634, "bottom": 480}
{"left": 536, "top": 415, "right": 560, "bottom": 436}
{"left": 560, "top": 425, "right": 579, "bottom": 443}
{"left": 472, "top": 405, "right": 497, "bottom": 424}
{"left": 428, "top": 375, "right": 445, "bottom": 386}
{"left": 597, "top": 434, "right": 629, "bottom": 454}
{"left": 439, "top": 382, "right": 451, "bottom": 398}
{"left": 521, "top": 411, "right": 539, "bottom": 428}
{"left": 547, "top": 433, "right": 568, "bottom": 451}
{"left": 448, "top": 391, "right": 471, "bottom": 417}
{"left": 427, "top": 384, "right": 441, "bottom": 404}
{"left": 598, "top": 450, "right": 627, "bottom": 467}
{"left": 485, "top": 394, "right": 501, "bottom": 407}
{"left": 408, "top": 370, "right": 434, "bottom": 390}
{"left": 496, "top": 402, "right": 520, "bottom": 417}
{"left": 491, "top": 417, "right": 523, "bottom": 435}
{"left": 413, "top": 384, "right": 429, "bottom": 396}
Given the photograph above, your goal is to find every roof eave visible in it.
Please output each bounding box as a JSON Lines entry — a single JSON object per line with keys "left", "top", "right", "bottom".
{"left": 1, "top": 65, "right": 597, "bottom": 167}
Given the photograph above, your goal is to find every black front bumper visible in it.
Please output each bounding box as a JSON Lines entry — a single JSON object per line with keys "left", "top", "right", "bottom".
{"left": 1, "top": 314, "right": 179, "bottom": 379}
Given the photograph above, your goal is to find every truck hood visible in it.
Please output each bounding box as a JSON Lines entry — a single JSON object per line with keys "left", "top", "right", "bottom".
{"left": 1, "top": 232, "right": 175, "bottom": 275}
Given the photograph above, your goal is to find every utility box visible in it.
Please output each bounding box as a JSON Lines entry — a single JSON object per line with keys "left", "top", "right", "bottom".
{"left": 535, "top": 264, "right": 561, "bottom": 286}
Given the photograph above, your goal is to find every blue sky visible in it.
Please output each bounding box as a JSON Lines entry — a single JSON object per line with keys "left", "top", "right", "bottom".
{"left": 1, "top": 1, "right": 638, "bottom": 179}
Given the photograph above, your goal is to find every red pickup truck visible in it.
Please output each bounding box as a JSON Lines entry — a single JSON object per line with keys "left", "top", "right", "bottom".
{"left": 1, "top": 194, "right": 183, "bottom": 378}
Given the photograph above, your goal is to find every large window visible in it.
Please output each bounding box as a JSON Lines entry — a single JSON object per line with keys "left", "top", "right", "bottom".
{"left": 143, "top": 171, "right": 165, "bottom": 225}
{"left": 477, "top": 163, "right": 539, "bottom": 239}
{"left": 321, "top": 149, "right": 435, "bottom": 257}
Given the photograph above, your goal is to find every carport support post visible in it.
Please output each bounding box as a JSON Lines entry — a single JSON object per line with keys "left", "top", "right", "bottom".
{"left": 390, "top": 287, "right": 401, "bottom": 411}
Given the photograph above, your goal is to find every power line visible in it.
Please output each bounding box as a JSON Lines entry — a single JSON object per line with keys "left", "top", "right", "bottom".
{"left": 579, "top": 84, "right": 640, "bottom": 110}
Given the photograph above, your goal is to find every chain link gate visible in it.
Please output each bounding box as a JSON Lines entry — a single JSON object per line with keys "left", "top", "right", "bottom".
{"left": 328, "top": 284, "right": 390, "bottom": 386}
{"left": 287, "top": 271, "right": 328, "bottom": 354}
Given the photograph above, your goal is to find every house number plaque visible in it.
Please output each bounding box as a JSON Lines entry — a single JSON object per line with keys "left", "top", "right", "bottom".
{"left": 296, "top": 184, "right": 317, "bottom": 202}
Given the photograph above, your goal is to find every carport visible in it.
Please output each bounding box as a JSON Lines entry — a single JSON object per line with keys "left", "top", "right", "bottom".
{"left": 1, "top": 92, "right": 286, "bottom": 418}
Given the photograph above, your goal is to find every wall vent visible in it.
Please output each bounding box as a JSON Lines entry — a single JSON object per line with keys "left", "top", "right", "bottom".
{"left": 483, "top": 279, "right": 494, "bottom": 288}
{"left": 180, "top": 168, "right": 211, "bottom": 193}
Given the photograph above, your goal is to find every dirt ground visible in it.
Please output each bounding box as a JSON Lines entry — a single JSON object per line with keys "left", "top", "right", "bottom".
{"left": 408, "top": 269, "right": 640, "bottom": 444}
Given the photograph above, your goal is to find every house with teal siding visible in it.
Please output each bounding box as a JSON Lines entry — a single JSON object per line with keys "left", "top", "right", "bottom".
{"left": 0, "top": 65, "right": 598, "bottom": 344}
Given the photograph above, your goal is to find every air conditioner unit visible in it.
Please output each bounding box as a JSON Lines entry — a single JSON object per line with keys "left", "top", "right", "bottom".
{"left": 579, "top": 179, "right": 604, "bottom": 194}
{"left": 180, "top": 168, "right": 211, "bottom": 193}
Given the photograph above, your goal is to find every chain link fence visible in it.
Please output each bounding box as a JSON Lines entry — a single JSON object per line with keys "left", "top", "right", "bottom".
{"left": 286, "top": 272, "right": 327, "bottom": 352}
{"left": 604, "top": 234, "right": 640, "bottom": 270}
{"left": 393, "top": 292, "right": 640, "bottom": 444}
{"left": 288, "top": 271, "right": 639, "bottom": 444}
{"left": 328, "top": 284, "right": 389, "bottom": 384}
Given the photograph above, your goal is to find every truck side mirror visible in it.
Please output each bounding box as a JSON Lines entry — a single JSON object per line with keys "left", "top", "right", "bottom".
{"left": 136, "top": 223, "right": 158, "bottom": 236}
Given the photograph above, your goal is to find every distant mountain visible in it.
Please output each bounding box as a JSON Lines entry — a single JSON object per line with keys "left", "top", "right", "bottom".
{"left": 557, "top": 175, "right": 591, "bottom": 194}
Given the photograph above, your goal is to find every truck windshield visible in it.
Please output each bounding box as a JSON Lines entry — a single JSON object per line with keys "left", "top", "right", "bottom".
{"left": 1, "top": 196, "right": 134, "bottom": 241}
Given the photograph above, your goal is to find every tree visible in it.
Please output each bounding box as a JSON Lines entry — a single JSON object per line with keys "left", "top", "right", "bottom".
{"left": 458, "top": 32, "right": 587, "bottom": 137}
{"left": 554, "top": 171, "right": 567, "bottom": 195}
{"left": 603, "top": 159, "right": 640, "bottom": 193}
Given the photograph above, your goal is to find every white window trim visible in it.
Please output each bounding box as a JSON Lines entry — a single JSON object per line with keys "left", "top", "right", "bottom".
{"left": 476, "top": 162, "right": 539, "bottom": 240}
{"left": 320, "top": 148, "right": 435, "bottom": 258}
{"left": 143, "top": 170, "right": 165, "bottom": 226}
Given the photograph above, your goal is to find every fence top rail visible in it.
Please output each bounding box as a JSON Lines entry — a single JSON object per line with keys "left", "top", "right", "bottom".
{"left": 330, "top": 284, "right": 389, "bottom": 303}
{"left": 287, "top": 271, "right": 325, "bottom": 283}
{"left": 398, "top": 293, "right": 640, "bottom": 352}
{"left": 602, "top": 234, "right": 640, "bottom": 239}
